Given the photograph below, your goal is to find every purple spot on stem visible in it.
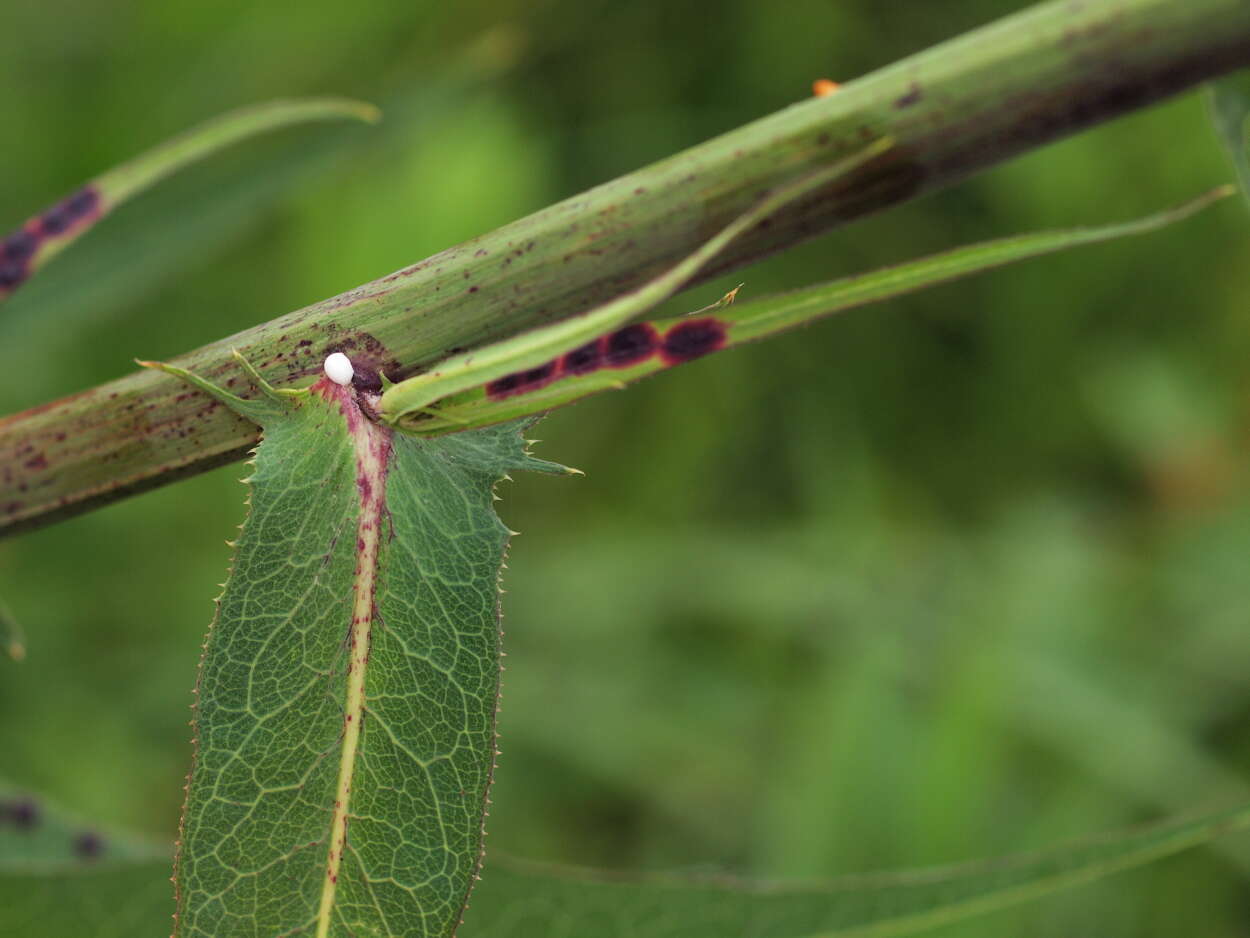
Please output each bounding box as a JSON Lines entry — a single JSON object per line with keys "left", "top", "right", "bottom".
{"left": 895, "top": 82, "right": 923, "bottom": 108}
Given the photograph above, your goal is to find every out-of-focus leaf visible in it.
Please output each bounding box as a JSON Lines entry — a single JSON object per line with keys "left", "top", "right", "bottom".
{"left": 0, "top": 98, "right": 378, "bottom": 303}
{"left": 0, "top": 783, "right": 169, "bottom": 871}
{"left": 0, "top": 42, "right": 520, "bottom": 369}
{"left": 462, "top": 804, "right": 1250, "bottom": 938}
{"left": 1210, "top": 71, "right": 1250, "bottom": 205}
{"left": 4, "top": 792, "right": 1246, "bottom": 938}
{"left": 0, "top": 783, "right": 171, "bottom": 937}
{"left": 142, "top": 355, "right": 569, "bottom": 937}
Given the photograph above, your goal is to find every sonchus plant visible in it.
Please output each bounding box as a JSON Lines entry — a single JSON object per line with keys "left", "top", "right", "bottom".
{"left": 5, "top": 0, "right": 1250, "bottom": 936}
{"left": 141, "top": 154, "right": 1227, "bottom": 932}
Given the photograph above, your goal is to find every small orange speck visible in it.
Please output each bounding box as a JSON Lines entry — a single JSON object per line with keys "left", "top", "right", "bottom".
{"left": 812, "top": 78, "right": 841, "bottom": 97}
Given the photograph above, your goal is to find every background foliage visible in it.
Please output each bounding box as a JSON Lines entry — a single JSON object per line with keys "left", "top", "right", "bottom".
{"left": 1, "top": 0, "right": 1248, "bottom": 934}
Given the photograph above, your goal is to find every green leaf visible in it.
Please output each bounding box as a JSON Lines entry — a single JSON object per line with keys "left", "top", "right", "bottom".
{"left": 1210, "top": 70, "right": 1250, "bottom": 205}
{"left": 141, "top": 354, "right": 569, "bottom": 937}
{"left": 462, "top": 804, "right": 1250, "bottom": 937}
{"left": 0, "top": 98, "right": 378, "bottom": 303}
{"left": 6, "top": 797, "right": 1245, "bottom": 938}
{"left": 0, "top": 784, "right": 171, "bottom": 938}
{"left": 0, "top": 783, "right": 170, "bottom": 873}
{"left": 400, "top": 186, "right": 1233, "bottom": 436}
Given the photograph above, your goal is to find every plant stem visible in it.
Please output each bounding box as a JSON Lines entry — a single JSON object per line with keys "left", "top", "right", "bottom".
{"left": 4, "top": 0, "right": 1250, "bottom": 537}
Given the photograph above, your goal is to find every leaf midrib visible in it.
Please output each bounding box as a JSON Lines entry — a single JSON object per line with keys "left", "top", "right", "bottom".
{"left": 313, "top": 380, "right": 392, "bottom": 938}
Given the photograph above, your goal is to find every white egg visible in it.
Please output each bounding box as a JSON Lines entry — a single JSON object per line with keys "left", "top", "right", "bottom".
{"left": 323, "top": 352, "right": 355, "bottom": 386}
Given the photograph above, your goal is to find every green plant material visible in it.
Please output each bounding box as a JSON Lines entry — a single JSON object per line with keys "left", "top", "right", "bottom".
{"left": 0, "top": 598, "right": 24, "bottom": 662}
{"left": 138, "top": 354, "right": 569, "bottom": 937}
{"left": 7, "top": 0, "right": 1250, "bottom": 537}
{"left": 0, "top": 34, "right": 519, "bottom": 365}
{"left": 0, "top": 784, "right": 171, "bottom": 937}
{"left": 0, "top": 783, "right": 169, "bottom": 873}
{"left": 0, "top": 859, "right": 171, "bottom": 938}
{"left": 0, "top": 784, "right": 171, "bottom": 936}
{"left": 1210, "top": 71, "right": 1250, "bottom": 204}
{"left": 398, "top": 186, "right": 1233, "bottom": 436}
{"left": 4, "top": 795, "right": 1249, "bottom": 938}
{"left": 0, "top": 98, "right": 379, "bottom": 303}
{"left": 463, "top": 804, "right": 1250, "bottom": 937}
{"left": 0, "top": 785, "right": 172, "bottom": 938}
{"left": 381, "top": 138, "right": 895, "bottom": 422}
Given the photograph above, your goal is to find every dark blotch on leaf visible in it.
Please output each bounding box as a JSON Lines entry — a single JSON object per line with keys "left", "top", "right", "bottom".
{"left": 65, "top": 187, "right": 100, "bottom": 219}
{"left": 604, "top": 324, "right": 659, "bottom": 367}
{"left": 72, "top": 830, "right": 105, "bottom": 861}
{"left": 486, "top": 361, "right": 558, "bottom": 399}
{"left": 661, "top": 318, "right": 727, "bottom": 364}
{"left": 40, "top": 207, "right": 72, "bottom": 236}
{"left": 0, "top": 260, "right": 27, "bottom": 289}
{"left": 2, "top": 229, "right": 38, "bottom": 263}
{"left": 520, "top": 361, "right": 556, "bottom": 386}
{"left": 1, "top": 796, "right": 40, "bottom": 831}
{"left": 561, "top": 339, "right": 604, "bottom": 375}
{"left": 41, "top": 188, "right": 100, "bottom": 236}
{"left": 485, "top": 373, "right": 523, "bottom": 397}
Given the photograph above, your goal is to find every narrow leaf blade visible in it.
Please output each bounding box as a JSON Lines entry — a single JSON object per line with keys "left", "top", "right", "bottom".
{"left": 379, "top": 136, "right": 897, "bottom": 421}
{"left": 0, "top": 784, "right": 170, "bottom": 874}
{"left": 3, "top": 794, "right": 1247, "bottom": 937}
{"left": 0, "top": 785, "right": 171, "bottom": 937}
{"left": 462, "top": 803, "right": 1250, "bottom": 938}
{"left": 402, "top": 187, "right": 1231, "bottom": 435}
{"left": 0, "top": 98, "right": 378, "bottom": 303}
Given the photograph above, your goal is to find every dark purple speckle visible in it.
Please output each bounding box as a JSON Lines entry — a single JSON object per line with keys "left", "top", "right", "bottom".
{"left": 1, "top": 797, "right": 39, "bottom": 831}
{"left": 72, "top": 831, "right": 105, "bottom": 861}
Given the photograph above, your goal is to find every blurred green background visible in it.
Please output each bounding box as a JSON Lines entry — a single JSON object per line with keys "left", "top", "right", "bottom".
{"left": 2, "top": 0, "right": 1249, "bottom": 934}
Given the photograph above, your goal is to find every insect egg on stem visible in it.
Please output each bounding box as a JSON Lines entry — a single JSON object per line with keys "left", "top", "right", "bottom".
{"left": 324, "top": 352, "right": 354, "bottom": 386}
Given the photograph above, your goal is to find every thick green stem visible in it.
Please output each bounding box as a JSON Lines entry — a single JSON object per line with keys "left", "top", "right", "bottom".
{"left": 3, "top": 0, "right": 1250, "bottom": 537}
